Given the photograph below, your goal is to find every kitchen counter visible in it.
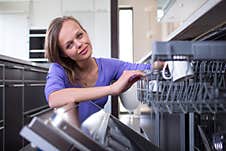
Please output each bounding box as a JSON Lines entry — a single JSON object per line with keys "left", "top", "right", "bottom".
{"left": 0, "top": 53, "right": 49, "bottom": 150}
{"left": 0, "top": 54, "right": 49, "bottom": 69}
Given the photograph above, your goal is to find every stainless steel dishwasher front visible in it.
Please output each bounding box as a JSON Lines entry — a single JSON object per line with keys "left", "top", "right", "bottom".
{"left": 20, "top": 102, "right": 160, "bottom": 151}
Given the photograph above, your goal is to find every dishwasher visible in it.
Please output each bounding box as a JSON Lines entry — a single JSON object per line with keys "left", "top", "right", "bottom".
{"left": 20, "top": 101, "right": 160, "bottom": 151}
{"left": 137, "top": 40, "right": 226, "bottom": 151}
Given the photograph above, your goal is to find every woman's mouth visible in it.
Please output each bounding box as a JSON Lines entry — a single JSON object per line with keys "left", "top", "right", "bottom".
{"left": 79, "top": 47, "right": 88, "bottom": 55}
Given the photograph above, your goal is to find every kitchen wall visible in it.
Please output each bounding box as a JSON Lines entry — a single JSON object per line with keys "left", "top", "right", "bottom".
{"left": 0, "top": 1, "right": 30, "bottom": 60}
{"left": 119, "top": 0, "right": 162, "bottom": 62}
{"left": 118, "top": 0, "right": 212, "bottom": 62}
{"left": 0, "top": 0, "right": 111, "bottom": 60}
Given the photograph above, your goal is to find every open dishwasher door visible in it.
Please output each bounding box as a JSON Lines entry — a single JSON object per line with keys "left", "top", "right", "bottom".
{"left": 20, "top": 101, "right": 160, "bottom": 151}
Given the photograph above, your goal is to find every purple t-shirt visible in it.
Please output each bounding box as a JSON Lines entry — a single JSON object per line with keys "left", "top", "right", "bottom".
{"left": 45, "top": 57, "right": 151, "bottom": 122}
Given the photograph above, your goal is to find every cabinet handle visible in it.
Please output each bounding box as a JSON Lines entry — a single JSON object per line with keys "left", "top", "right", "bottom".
{"left": 0, "top": 85, "right": 4, "bottom": 87}
{"left": 29, "top": 68, "right": 48, "bottom": 73}
{"left": 13, "top": 65, "right": 24, "bottom": 69}
{"left": 27, "top": 107, "right": 51, "bottom": 118}
{"left": 29, "top": 83, "right": 45, "bottom": 87}
{"left": 12, "top": 84, "right": 24, "bottom": 87}
{"left": 7, "top": 65, "right": 24, "bottom": 70}
{"left": 0, "top": 126, "right": 4, "bottom": 130}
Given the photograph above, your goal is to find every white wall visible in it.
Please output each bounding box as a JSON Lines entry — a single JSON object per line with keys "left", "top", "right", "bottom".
{"left": 119, "top": 0, "right": 162, "bottom": 62}
{"left": 29, "top": 0, "right": 111, "bottom": 58}
{"left": 63, "top": 0, "right": 110, "bottom": 58}
{"left": 0, "top": 1, "right": 29, "bottom": 60}
{"left": 0, "top": 0, "right": 111, "bottom": 60}
{"left": 0, "top": 14, "right": 29, "bottom": 60}
{"left": 29, "top": 0, "right": 62, "bottom": 29}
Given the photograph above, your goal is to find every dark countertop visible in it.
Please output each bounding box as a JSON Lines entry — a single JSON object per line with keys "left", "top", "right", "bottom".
{"left": 0, "top": 54, "right": 49, "bottom": 69}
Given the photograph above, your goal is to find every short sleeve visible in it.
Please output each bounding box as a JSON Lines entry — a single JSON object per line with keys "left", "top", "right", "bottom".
{"left": 44, "top": 63, "right": 68, "bottom": 102}
{"left": 103, "top": 58, "right": 151, "bottom": 80}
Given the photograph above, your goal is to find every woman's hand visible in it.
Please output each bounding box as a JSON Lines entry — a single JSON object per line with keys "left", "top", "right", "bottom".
{"left": 109, "top": 70, "right": 145, "bottom": 95}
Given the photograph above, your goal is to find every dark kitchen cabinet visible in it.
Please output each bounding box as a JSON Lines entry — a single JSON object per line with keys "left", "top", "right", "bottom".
{"left": 24, "top": 67, "right": 47, "bottom": 81}
{"left": 0, "top": 121, "right": 3, "bottom": 151}
{"left": 0, "top": 64, "right": 4, "bottom": 81}
{"left": 23, "top": 83, "right": 49, "bottom": 146}
{"left": 0, "top": 64, "right": 4, "bottom": 150}
{"left": 5, "top": 63, "right": 24, "bottom": 81}
{"left": 24, "top": 83, "right": 46, "bottom": 112}
{"left": 0, "top": 82, "right": 3, "bottom": 122}
{"left": 5, "top": 82, "right": 23, "bottom": 150}
{"left": 4, "top": 63, "right": 25, "bottom": 150}
{"left": 0, "top": 55, "right": 49, "bottom": 151}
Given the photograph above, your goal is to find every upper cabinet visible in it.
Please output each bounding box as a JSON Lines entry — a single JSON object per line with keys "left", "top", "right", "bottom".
{"left": 157, "top": 0, "right": 208, "bottom": 23}
{"left": 0, "top": 1, "right": 30, "bottom": 13}
{"left": 0, "top": 0, "right": 111, "bottom": 61}
{"left": 62, "top": 0, "right": 94, "bottom": 12}
{"left": 29, "top": 0, "right": 62, "bottom": 29}
{"left": 158, "top": 0, "right": 226, "bottom": 41}
{"left": 30, "top": 0, "right": 110, "bottom": 29}
{"left": 62, "top": 0, "right": 110, "bottom": 12}
{"left": 94, "top": 0, "right": 110, "bottom": 11}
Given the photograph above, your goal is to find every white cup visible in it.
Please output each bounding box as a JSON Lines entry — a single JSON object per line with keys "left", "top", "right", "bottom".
{"left": 162, "top": 60, "right": 194, "bottom": 82}
{"left": 149, "top": 80, "right": 161, "bottom": 92}
{"left": 120, "top": 83, "right": 140, "bottom": 111}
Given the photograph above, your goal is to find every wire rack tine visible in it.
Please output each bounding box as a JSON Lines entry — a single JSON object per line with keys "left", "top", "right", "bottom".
{"left": 137, "top": 60, "right": 226, "bottom": 114}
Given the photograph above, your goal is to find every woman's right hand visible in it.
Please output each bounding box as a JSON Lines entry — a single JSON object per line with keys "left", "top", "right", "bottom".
{"left": 109, "top": 70, "right": 145, "bottom": 95}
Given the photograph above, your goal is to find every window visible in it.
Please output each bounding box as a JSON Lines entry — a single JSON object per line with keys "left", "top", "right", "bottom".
{"left": 119, "top": 8, "right": 134, "bottom": 113}
{"left": 119, "top": 8, "right": 133, "bottom": 62}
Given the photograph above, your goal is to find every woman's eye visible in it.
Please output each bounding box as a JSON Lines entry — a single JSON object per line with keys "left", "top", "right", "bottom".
{"left": 77, "top": 32, "right": 83, "bottom": 39}
{"left": 66, "top": 42, "right": 73, "bottom": 49}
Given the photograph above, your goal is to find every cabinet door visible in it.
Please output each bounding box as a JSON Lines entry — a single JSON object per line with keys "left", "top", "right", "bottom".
{"left": 5, "top": 64, "right": 24, "bottom": 81}
{"left": 24, "top": 67, "right": 47, "bottom": 81}
{"left": 0, "top": 84, "right": 3, "bottom": 123}
{"left": 62, "top": 0, "right": 94, "bottom": 12}
{"left": 23, "top": 83, "right": 48, "bottom": 147}
{"left": 0, "top": 85, "right": 3, "bottom": 150}
{"left": 0, "top": 64, "right": 4, "bottom": 122}
{"left": 94, "top": 0, "right": 110, "bottom": 11}
{"left": 0, "top": 63, "right": 4, "bottom": 81}
{"left": 0, "top": 121, "right": 3, "bottom": 151}
{"left": 24, "top": 83, "right": 47, "bottom": 112}
{"left": 5, "top": 83, "right": 23, "bottom": 151}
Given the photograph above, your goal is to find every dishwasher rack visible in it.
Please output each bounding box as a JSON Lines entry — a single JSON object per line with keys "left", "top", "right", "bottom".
{"left": 137, "top": 41, "right": 226, "bottom": 114}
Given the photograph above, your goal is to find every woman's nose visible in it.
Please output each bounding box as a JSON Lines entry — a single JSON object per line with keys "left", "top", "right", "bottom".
{"left": 74, "top": 39, "right": 82, "bottom": 49}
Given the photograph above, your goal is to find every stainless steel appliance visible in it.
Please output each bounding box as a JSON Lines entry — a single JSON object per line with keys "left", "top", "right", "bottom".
{"left": 137, "top": 40, "right": 226, "bottom": 151}
{"left": 20, "top": 102, "right": 160, "bottom": 151}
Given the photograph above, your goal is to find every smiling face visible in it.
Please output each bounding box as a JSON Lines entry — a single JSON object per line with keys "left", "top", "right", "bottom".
{"left": 58, "top": 20, "right": 93, "bottom": 62}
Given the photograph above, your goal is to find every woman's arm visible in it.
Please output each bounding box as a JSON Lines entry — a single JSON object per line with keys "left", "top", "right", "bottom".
{"left": 48, "top": 70, "right": 144, "bottom": 108}
{"left": 48, "top": 86, "right": 111, "bottom": 107}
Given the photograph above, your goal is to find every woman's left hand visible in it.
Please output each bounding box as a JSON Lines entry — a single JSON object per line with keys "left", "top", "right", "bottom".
{"left": 109, "top": 70, "right": 145, "bottom": 95}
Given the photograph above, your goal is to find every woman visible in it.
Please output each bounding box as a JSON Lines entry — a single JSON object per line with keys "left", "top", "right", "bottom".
{"left": 44, "top": 16, "right": 151, "bottom": 123}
